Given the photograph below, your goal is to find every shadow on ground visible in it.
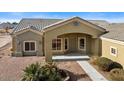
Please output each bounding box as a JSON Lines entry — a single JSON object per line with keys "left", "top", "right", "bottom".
{"left": 65, "top": 70, "right": 89, "bottom": 81}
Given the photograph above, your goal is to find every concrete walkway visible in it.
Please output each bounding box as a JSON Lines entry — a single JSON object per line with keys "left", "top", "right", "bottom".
{"left": 52, "top": 53, "right": 107, "bottom": 81}
{"left": 77, "top": 61, "right": 107, "bottom": 81}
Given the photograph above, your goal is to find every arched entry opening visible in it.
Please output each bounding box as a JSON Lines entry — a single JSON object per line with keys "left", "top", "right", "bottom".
{"left": 44, "top": 31, "right": 101, "bottom": 62}
{"left": 52, "top": 33, "right": 92, "bottom": 55}
{"left": 44, "top": 17, "right": 105, "bottom": 62}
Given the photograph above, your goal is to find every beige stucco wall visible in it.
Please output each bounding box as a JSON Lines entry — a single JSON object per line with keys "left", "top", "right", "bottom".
{"left": 12, "top": 30, "right": 43, "bottom": 56}
{"left": 102, "top": 39, "right": 124, "bottom": 66}
{"left": 12, "top": 19, "right": 104, "bottom": 62}
{"left": 44, "top": 21, "right": 104, "bottom": 61}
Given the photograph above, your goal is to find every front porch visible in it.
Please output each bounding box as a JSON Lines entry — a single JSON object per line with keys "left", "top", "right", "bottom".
{"left": 45, "top": 32, "right": 101, "bottom": 62}
{"left": 44, "top": 17, "right": 104, "bottom": 62}
{"left": 52, "top": 53, "right": 90, "bottom": 61}
{"left": 51, "top": 32, "right": 100, "bottom": 61}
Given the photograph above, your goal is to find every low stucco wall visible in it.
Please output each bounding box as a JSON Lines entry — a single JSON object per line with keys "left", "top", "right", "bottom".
{"left": 102, "top": 39, "right": 124, "bottom": 67}
{"left": 12, "top": 31, "right": 43, "bottom": 56}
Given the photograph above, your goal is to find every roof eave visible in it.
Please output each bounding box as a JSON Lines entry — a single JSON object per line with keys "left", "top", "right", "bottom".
{"left": 43, "top": 16, "right": 106, "bottom": 32}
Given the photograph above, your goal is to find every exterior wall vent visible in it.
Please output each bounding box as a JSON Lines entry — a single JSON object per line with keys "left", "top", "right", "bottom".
{"left": 73, "top": 21, "right": 80, "bottom": 26}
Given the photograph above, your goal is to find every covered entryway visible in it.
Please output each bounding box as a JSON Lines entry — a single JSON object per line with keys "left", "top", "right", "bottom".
{"left": 55, "top": 33, "right": 91, "bottom": 55}
{"left": 44, "top": 17, "right": 106, "bottom": 62}
{"left": 52, "top": 53, "right": 90, "bottom": 61}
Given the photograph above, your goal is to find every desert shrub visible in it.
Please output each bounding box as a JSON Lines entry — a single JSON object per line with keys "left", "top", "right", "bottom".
{"left": 22, "top": 62, "right": 42, "bottom": 81}
{"left": 97, "top": 57, "right": 113, "bottom": 71}
{"left": 109, "top": 68, "right": 124, "bottom": 81}
{"left": 40, "top": 62, "right": 62, "bottom": 81}
{"left": 22, "top": 62, "right": 67, "bottom": 81}
{"left": 90, "top": 56, "right": 99, "bottom": 65}
{"left": 107, "top": 62, "right": 123, "bottom": 72}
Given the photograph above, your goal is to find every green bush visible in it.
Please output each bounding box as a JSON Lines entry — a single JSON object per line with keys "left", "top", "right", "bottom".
{"left": 97, "top": 57, "right": 113, "bottom": 71}
{"left": 107, "top": 62, "right": 123, "bottom": 71}
{"left": 90, "top": 56, "right": 99, "bottom": 65}
{"left": 40, "top": 62, "right": 62, "bottom": 81}
{"left": 22, "top": 62, "right": 42, "bottom": 81}
{"left": 22, "top": 62, "right": 67, "bottom": 81}
{"left": 109, "top": 68, "right": 124, "bottom": 81}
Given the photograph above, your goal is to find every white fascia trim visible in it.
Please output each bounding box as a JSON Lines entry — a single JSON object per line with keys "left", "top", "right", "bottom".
{"left": 101, "top": 37, "right": 124, "bottom": 46}
{"left": 14, "top": 29, "right": 43, "bottom": 36}
{"left": 43, "top": 16, "right": 77, "bottom": 30}
{"left": 43, "top": 17, "right": 105, "bottom": 32}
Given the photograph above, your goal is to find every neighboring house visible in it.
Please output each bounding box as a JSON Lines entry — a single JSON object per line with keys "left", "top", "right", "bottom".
{"left": 101, "top": 23, "right": 124, "bottom": 66}
{"left": 0, "top": 22, "right": 17, "bottom": 33}
{"left": 11, "top": 16, "right": 124, "bottom": 66}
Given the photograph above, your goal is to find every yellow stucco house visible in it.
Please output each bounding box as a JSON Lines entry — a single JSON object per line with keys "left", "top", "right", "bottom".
{"left": 11, "top": 16, "right": 124, "bottom": 66}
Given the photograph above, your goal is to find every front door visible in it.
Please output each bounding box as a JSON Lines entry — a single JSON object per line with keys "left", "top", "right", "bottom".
{"left": 65, "top": 34, "right": 86, "bottom": 53}
{"left": 69, "top": 36, "right": 77, "bottom": 52}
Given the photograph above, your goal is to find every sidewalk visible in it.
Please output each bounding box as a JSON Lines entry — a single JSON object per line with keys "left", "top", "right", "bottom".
{"left": 77, "top": 61, "right": 107, "bottom": 81}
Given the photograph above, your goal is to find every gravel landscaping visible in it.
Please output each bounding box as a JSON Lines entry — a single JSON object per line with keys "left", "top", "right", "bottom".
{"left": 0, "top": 56, "right": 91, "bottom": 81}
{"left": 0, "top": 36, "right": 91, "bottom": 81}
{"left": 57, "top": 62, "right": 91, "bottom": 81}
{"left": 89, "top": 61, "right": 110, "bottom": 80}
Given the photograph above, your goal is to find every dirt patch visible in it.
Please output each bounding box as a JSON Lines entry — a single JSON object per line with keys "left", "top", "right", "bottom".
{"left": 56, "top": 62, "right": 91, "bottom": 81}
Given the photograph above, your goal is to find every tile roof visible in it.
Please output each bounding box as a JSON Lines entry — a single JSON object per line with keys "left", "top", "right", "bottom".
{"left": 89, "top": 20, "right": 124, "bottom": 42}
{"left": 0, "top": 22, "right": 16, "bottom": 29}
{"left": 13, "top": 17, "right": 124, "bottom": 42}
{"left": 43, "top": 17, "right": 106, "bottom": 32}
{"left": 101, "top": 23, "right": 124, "bottom": 41}
{"left": 13, "top": 18, "right": 62, "bottom": 32}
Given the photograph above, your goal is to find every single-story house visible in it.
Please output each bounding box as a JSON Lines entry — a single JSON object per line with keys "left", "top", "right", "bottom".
{"left": 11, "top": 16, "right": 124, "bottom": 66}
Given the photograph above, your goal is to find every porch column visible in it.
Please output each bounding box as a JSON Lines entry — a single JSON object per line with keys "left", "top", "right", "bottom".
{"left": 93, "top": 38, "right": 100, "bottom": 56}
{"left": 44, "top": 34, "right": 52, "bottom": 62}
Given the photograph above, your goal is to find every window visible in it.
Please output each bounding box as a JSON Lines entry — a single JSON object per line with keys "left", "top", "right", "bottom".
{"left": 52, "top": 39, "right": 61, "bottom": 50}
{"left": 64, "top": 38, "right": 68, "bottom": 50}
{"left": 110, "top": 46, "right": 117, "bottom": 56}
{"left": 24, "top": 41, "right": 36, "bottom": 52}
{"left": 78, "top": 37, "right": 86, "bottom": 50}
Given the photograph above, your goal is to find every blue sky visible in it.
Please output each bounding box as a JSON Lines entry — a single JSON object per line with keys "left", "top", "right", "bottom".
{"left": 1, "top": 12, "right": 124, "bottom": 23}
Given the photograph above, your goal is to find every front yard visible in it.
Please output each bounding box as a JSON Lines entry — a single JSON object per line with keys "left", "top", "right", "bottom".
{"left": 0, "top": 56, "right": 91, "bottom": 81}
{"left": 89, "top": 56, "right": 124, "bottom": 81}
{"left": 0, "top": 37, "right": 91, "bottom": 81}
